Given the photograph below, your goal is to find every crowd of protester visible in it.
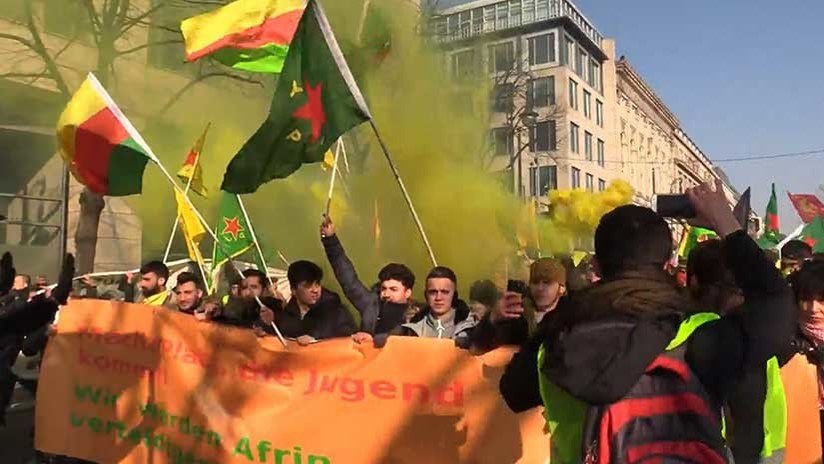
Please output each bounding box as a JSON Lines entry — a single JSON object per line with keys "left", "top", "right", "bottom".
{"left": 2, "top": 179, "right": 824, "bottom": 463}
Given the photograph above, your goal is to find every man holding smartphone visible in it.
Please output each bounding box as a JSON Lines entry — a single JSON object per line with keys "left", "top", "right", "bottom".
{"left": 470, "top": 258, "right": 567, "bottom": 353}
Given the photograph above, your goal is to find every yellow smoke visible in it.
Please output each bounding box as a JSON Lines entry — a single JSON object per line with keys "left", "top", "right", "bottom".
{"left": 45, "top": 0, "right": 636, "bottom": 295}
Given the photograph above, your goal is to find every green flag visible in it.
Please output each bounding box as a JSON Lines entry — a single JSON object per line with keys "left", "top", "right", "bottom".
{"left": 221, "top": 0, "right": 371, "bottom": 194}
{"left": 801, "top": 215, "right": 824, "bottom": 253}
{"left": 212, "top": 192, "right": 254, "bottom": 274}
{"left": 764, "top": 183, "right": 780, "bottom": 244}
{"left": 678, "top": 226, "right": 717, "bottom": 260}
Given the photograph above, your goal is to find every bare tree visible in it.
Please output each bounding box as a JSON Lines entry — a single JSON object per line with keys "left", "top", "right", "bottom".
{"left": 0, "top": 0, "right": 261, "bottom": 273}
{"left": 480, "top": 51, "right": 566, "bottom": 198}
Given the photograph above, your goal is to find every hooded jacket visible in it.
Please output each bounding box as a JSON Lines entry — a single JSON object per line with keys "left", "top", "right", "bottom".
{"left": 500, "top": 231, "right": 795, "bottom": 422}
{"left": 321, "top": 235, "right": 408, "bottom": 335}
{"left": 387, "top": 302, "right": 477, "bottom": 349}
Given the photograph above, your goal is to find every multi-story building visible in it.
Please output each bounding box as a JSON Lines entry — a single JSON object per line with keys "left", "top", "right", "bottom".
{"left": 431, "top": 0, "right": 739, "bottom": 212}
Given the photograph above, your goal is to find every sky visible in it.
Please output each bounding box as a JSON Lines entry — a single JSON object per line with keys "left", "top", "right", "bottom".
{"left": 439, "top": 0, "right": 824, "bottom": 233}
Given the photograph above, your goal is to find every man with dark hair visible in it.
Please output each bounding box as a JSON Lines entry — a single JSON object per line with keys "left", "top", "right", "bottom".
{"left": 388, "top": 266, "right": 475, "bottom": 348}
{"left": 500, "top": 180, "right": 795, "bottom": 463}
{"left": 212, "top": 269, "right": 280, "bottom": 329}
{"left": 126, "top": 260, "right": 171, "bottom": 307}
{"left": 261, "top": 260, "right": 355, "bottom": 345}
{"left": 320, "top": 216, "right": 416, "bottom": 345}
{"left": 782, "top": 239, "right": 813, "bottom": 276}
{"left": 687, "top": 239, "right": 743, "bottom": 315}
{"left": 687, "top": 239, "right": 791, "bottom": 463}
{"left": 174, "top": 272, "right": 204, "bottom": 315}
{"left": 240, "top": 268, "right": 269, "bottom": 298}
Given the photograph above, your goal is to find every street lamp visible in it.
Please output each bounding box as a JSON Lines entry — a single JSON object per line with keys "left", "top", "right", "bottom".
{"left": 516, "top": 109, "right": 539, "bottom": 197}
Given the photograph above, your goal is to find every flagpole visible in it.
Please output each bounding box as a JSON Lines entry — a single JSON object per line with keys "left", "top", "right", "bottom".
{"left": 368, "top": 120, "right": 438, "bottom": 267}
{"left": 236, "top": 194, "right": 280, "bottom": 290}
{"left": 324, "top": 139, "right": 342, "bottom": 217}
{"left": 150, "top": 155, "right": 288, "bottom": 347}
{"left": 162, "top": 170, "right": 194, "bottom": 263}
{"left": 80, "top": 75, "right": 287, "bottom": 345}
{"left": 163, "top": 124, "right": 209, "bottom": 264}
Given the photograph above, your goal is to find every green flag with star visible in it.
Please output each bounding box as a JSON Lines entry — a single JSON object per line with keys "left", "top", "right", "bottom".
{"left": 211, "top": 192, "right": 254, "bottom": 279}
{"left": 221, "top": 0, "right": 372, "bottom": 194}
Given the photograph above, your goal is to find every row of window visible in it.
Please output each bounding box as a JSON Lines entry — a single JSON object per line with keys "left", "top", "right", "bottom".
{"left": 491, "top": 76, "right": 555, "bottom": 113}
{"left": 569, "top": 78, "right": 603, "bottom": 126}
{"left": 569, "top": 123, "right": 605, "bottom": 166}
{"left": 563, "top": 34, "right": 602, "bottom": 92}
{"left": 490, "top": 120, "right": 557, "bottom": 155}
{"left": 528, "top": 165, "right": 606, "bottom": 196}
{"left": 570, "top": 168, "right": 606, "bottom": 191}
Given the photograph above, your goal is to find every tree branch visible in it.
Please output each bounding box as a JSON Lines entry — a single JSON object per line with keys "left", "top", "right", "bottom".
{"left": 156, "top": 71, "right": 263, "bottom": 119}
{"left": 120, "top": 2, "right": 167, "bottom": 35}
{"left": 116, "top": 39, "right": 182, "bottom": 56}
{"left": 0, "top": 33, "right": 36, "bottom": 51}
{"left": 22, "top": 2, "right": 71, "bottom": 97}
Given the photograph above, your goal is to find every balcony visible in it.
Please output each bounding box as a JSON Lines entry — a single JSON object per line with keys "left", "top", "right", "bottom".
{"left": 433, "top": 0, "right": 603, "bottom": 49}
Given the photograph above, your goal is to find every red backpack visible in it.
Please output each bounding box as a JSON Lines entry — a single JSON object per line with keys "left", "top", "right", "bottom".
{"left": 581, "top": 341, "right": 729, "bottom": 464}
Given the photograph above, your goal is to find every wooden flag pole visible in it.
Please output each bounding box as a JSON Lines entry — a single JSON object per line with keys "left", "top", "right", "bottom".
{"left": 162, "top": 158, "right": 196, "bottom": 264}
{"left": 150, "top": 153, "right": 288, "bottom": 347}
{"left": 368, "top": 120, "right": 438, "bottom": 267}
{"left": 324, "top": 139, "right": 342, "bottom": 217}
{"left": 163, "top": 123, "right": 210, "bottom": 263}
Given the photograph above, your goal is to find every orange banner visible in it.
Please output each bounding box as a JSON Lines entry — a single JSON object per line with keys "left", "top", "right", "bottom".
{"left": 35, "top": 300, "right": 548, "bottom": 463}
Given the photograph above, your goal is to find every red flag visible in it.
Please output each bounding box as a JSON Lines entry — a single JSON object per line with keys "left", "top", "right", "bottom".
{"left": 788, "top": 193, "right": 824, "bottom": 223}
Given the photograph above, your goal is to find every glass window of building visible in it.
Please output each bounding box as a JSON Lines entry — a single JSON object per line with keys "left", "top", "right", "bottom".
{"left": 583, "top": 90, "right": 591, "bottom": 119}
{"left": 488, "top": 42, "right": 515, "bottom": 73}
{"left": 598, "top": 179, "right": 606, "bottom": 191}
{"left": 570, "top": 123, "right": 580, "bottom": 153}
{"left": 568, "top": 78, "right": 578, "bottom": 110}
{"left": 528, "top": 76, "right": 555, "bottom": 108}
{"left": 530, "top": 165, "right": 557, "bottom": 196}
{"left": 492, "top": 83, "right": 514, "bottom": 112}
{"left": 584, "top": 131, "right": 593, "bottom": 161}
{"left": 451, "top": 49, "right": 476, "bottom": 79}
{"left": 571, "top": 167, "right": 581, "bottom": 188}
{"left": 528, "top": 33, "right": 556, "bottom": 65}
{"left": 596, "top": 99, "right": 604, "bottom": 127}
{"left": 585, "top": 173, "right": 594, "bottom": 191}
{"left": 491, "top": 127, "right": 513, "bottom": 156}
{"left": 597, "top": 139, "right": 605, "bottom": 167}
{"left": 532, "top": 120, "right": 557, "bottom": 152}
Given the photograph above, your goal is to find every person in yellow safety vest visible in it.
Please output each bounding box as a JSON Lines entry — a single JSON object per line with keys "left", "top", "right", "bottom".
{"left": 686, "top": 239, "right": 787, "bottom": 463}
{"left": 500, "top": 180, "right": 796, "bottom": 464}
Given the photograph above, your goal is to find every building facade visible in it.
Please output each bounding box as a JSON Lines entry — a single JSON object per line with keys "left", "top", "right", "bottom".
{"left": 0, "top": 0, "right": 266, "bottom": 276}
{"left": 431, "top": 0, "right": 739, "bottom": 211}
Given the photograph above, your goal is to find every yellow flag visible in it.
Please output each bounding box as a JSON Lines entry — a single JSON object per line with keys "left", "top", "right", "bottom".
{"left": 321, "top": 149, "right": 335, "bottom": 171}
{"left": 177, "top": 123, "right": 210, "bottom": 197}
{"left": 174, "top": 190, "right": 206, "bottom": 264}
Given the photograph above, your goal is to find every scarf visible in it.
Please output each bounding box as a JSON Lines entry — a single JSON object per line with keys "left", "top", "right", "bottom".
{"left": 800, "top": 310, "right": 824, "bottom": 408}
{"left": 568, "top": 269, "right": 697, "bottom": 324}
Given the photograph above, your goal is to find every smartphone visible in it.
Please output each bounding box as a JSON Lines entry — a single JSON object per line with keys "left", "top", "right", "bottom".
{"left": 654, "top": 194, "right": 696, "bottom": 219}
{"left": 507, "top": 279, "right": 527, "bottom": 295}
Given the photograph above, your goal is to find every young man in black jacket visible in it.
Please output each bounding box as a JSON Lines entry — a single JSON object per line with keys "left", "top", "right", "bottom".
{"left": 262, "top": 260, "right": 355, "bottom": 345}
{"left": 320, "top": 215, "right": 415, "bottom": 344}
{"left": 499, "top": 180, "right": 795, "bottom": 459}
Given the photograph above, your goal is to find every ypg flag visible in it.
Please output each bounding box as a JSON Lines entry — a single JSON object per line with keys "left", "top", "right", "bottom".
{"left": 221, "top": 0, "right": 371, "bottom": 194}
{"left": 211, "top": 192, "right": 254, "bottom": 275}
{"left": 176, "top": 123, "right": 210, "bottom": 197}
